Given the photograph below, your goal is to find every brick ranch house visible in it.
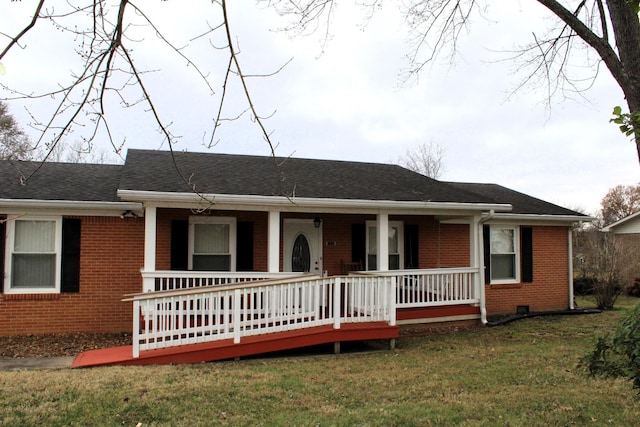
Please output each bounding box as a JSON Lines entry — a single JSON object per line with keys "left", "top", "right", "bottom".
{"left": 0, "top": 149, "right": 588, "bottom": 337}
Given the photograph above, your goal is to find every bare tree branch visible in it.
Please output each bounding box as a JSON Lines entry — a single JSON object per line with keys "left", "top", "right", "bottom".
{"left": 0, "top": 0, "right": 45, "bottom": 61}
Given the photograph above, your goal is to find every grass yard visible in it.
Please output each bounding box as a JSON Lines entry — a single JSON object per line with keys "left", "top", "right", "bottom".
{"left": 1, "top": 297, "right": 639, "bottom": 426}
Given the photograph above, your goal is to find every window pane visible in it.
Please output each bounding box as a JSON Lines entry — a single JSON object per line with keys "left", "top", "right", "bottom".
{"left": 389, "top": 227, "right": 398, "bottom": 253}
{"left": 389, "top": 254, "right": 400, "bottom": 270}
{"left": 194, "top": 224, "right": 229, "bottom": 254}
{"left": 491, "top": 228, "right": 514, "bottom": 254}
{"left": 491, "top": 254, "right": 515, "bottom": 280}
{"left": 12, "top": 254, "right": 56, "bottom": 288}
{"left": 368, "top": 227, "right": 377, "bottom": 254}
{"left": 367, "top": 254, "right": 377, "bottom": 271}
{"left": 14, "top": 220, "right": 55, "bottom": 252}
{"left": 193, "top": 255, "right": 231, "bottom": 271}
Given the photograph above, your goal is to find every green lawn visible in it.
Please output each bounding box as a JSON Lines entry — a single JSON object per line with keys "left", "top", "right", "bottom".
{"left": 1, "top": 297, "right": 639, "bottom": 426}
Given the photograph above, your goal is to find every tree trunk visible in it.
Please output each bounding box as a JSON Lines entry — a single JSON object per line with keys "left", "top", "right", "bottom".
{"left": 606, "top": 0, "right": 640, "bottom": 162}
{"left": 538, "top": 0, "right": 640, "bottom": 163}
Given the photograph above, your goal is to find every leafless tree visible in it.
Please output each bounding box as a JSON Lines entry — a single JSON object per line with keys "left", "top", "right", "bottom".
{"left": 601, "top": 183, "right": 640, "bottom": 224}
{"left": 265, "top": 0, "right": 640, "bottom": 165}
{"left": 0, "top": 100, "right": 33, "bottom": 160}
{"left": 3, "top": 0, "right": 640, "bottom": 175}
{"left": 0, "top": 1, "right": 282, "bottom": 195}
{"left": 46, "top": 139, "right": 121, "bottom": 164}
{"left": 577, "top": 226, "right": 639, "bottom": 309}
{"left": 398, "top": 141, "right": 445, "bottom": 179}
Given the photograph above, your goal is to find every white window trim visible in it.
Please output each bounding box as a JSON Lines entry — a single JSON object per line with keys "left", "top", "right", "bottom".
{"left": 489, "top": 225, "right": 520, "bottom": 285}
{"left": 4, "top": 215, "right": 63, "bottom": 294}
{"left": 365, "top": 220, "right": 404, "bottom": 271}
{"left": 188, "top": 216, "right": 237, "bottom": 271}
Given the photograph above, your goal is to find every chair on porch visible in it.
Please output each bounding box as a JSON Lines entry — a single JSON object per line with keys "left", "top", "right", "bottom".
{"left": 340, "top": 259, "right": 363, "bottom": 275}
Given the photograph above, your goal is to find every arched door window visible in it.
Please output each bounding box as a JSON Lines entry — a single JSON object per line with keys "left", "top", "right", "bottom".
{"left": 291, "top": 234, "right": 311, "bottom": 272}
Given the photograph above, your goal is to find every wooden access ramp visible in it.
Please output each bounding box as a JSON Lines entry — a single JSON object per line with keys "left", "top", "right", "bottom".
{"left": 72, "top": 322, "right": 399, "bottom": 368}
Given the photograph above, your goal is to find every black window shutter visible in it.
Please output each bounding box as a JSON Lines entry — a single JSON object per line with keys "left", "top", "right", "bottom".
{"left": 404, "top": 224, "right": 419, "bottom": 269}
{"left": 170, "top": 220, "right": 189, "bottom": 270}
{"left": 61, "top": 218, "right": 81, "bottom": 293}
{"left": 236, "top": 221, "right": 254, "bottom": 272}
{"left": 351, "top": 223, "right": 366, "bottom": 267}
{"left": 0, "top": 219, "right": 5, "bottom": 294}
{"left": 483, "top": 225, "right": 491, "bottom": 285}
{"left": 521, "top": 226, "right": 533, "bottom": 283}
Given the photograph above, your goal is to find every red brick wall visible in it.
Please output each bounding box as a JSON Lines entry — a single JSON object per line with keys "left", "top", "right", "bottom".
{"left": 0, "top": 209, "right": 570, "bottom": 335}
{"left": 411, "top": 216, "right": 470, "bottom": 268}
{"left": 0, "top": 216, "right": 144, "bottom": 336}
{"left": 485, "top": 225, "right": 570, "bottom": 315}
{"left": 318, "top": 214, "right": 372, "bottom": 275}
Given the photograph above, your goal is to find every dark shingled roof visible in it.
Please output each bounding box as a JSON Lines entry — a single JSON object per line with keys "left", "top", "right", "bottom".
{"left": 0, "top": 150, "right": 586, "bottom": 218}
{"left": 0, "top": 160, "right": 123, "bottom": 202}
{"left": 446, "top": 182, "right": 586, "bottom": 217}
{"left": 119, "top": 149, "right": 494, "bottom": 204}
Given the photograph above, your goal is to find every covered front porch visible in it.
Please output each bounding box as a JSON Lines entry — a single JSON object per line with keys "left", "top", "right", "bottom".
{"left": 113, "top": 202, "right": 492, "bottom": 363}
{"left": 136, "top": 202, "right": 496, "bottom": 283}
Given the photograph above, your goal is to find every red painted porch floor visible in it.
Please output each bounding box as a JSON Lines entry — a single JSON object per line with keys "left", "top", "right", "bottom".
{"left": 72, "top": 322, "right": 399, "bottom": 368}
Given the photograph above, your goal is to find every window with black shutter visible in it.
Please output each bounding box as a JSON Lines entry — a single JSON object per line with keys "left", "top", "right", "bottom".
{"left": 521, "top": 227, "right": 533, "bottom": 283}
{"left": 484, "top": 225, "right": 533, "bottom": 285}
{"left": 61, "top": 218, "right": 81, "bottom": 293}
{"left": 170, "top": 220, "right": 189, "bottom": 270}
{"left": 236, "top": 221, "right": 254, "bottom": 272}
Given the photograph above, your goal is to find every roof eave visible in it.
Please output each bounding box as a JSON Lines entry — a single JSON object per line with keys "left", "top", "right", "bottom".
{"left": 0, "top": 199, "right": 144, "bottom": 216}
{"left": 116, "top": 190, "right": 512, "bottom": 214}
{"left": 490, "top": 212, "right": 593, "bottom": 224}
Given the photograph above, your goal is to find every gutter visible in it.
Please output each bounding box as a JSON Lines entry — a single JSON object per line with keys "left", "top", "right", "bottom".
{"left": 117, "top": 190, "right": 512, "bottom": 214}
{"left": 487, "top": 213, "right": 593, "bottom": 224}
{"left": 0, "top": 198, "right": 144, "bottom": 215}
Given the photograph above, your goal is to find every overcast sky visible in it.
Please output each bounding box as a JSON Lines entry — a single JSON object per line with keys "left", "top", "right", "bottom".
{"left": 1, "top": 1, "right": 638, "bottom": 215}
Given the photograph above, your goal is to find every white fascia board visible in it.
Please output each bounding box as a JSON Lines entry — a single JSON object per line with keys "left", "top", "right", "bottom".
{"left": 0, "top": 199, "right": 144, "bottom": 217}
{"left": 487, "top": 213, "right": 593, "bottom": 225}
{"left": 116, "top": 189, "right": 512, "bottom": 214}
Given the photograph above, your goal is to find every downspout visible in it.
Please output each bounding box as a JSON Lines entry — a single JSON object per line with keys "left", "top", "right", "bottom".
{"left": 478, "top": 210, "right": 495, "bottom": 325}
{"left": 568, "top": 227, "right": 575, "bottom": 310}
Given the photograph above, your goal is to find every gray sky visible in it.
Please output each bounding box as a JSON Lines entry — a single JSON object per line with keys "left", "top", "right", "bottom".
{"left": 1, "top": 1, "right": 638, "bottom": 215}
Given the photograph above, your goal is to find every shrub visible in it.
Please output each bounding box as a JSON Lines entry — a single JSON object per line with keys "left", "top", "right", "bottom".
{"left": 573, "top": 277, "right": 595, "bottom": 296}
{"left": 625, "top": 278, "right": 640, "bottom": 297}
{"left": 581, "top": 303, "right": 640, "bottom": 391}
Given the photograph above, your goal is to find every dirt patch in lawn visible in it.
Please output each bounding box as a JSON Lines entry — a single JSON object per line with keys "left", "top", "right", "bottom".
{"left": 0, "top": 333, "right": 131, "bottom": 358}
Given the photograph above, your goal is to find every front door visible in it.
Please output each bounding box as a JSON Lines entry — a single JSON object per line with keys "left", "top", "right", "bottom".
{"left": 283, "top": 219, "right": 322, "bottom": 274}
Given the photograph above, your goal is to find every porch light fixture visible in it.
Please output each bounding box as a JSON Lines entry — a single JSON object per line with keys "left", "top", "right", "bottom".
{"left": 313, "top": 216, "right": 321, "bottom": 228}
{"left": 120, "top": 210, "right": 138, "bottom": 219}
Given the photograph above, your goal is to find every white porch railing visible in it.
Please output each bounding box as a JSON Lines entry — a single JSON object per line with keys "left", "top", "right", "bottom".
{"left": 142, "top": 271, "right": 303, "bottom": 292}
{"left": 128, "top": 275, "right": 397, "bottom": 358}
{"left": 352, "top": 267, "right": 480, "bottom": 308}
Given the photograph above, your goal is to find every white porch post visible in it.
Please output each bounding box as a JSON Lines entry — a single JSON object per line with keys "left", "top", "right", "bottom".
{"left": 469, "top": 216, "right": 477, "bottom": 268}
{"left": 267, "top": 210, "right": 280, "bottom": 273}
{"left": 377, "top": 213, "right": 389, "bottom": 271}
{"left": 143, "top": 205, "right": 157, "bottom": 292}
{"left": 476, "top": 215, "right": 488, "bottom": 324}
